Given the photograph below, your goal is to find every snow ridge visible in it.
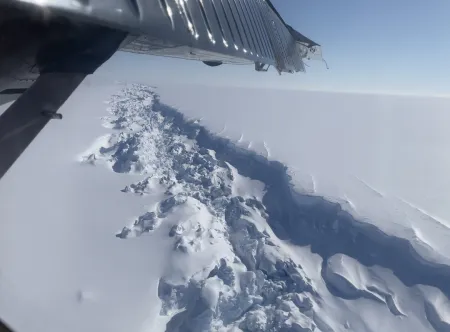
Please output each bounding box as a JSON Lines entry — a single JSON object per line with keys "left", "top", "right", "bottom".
{"left": 82, "top": 84, "right": 450, "bottom": 332}
{"left": 84, "top": 84, "right": 319, "bottom": 332}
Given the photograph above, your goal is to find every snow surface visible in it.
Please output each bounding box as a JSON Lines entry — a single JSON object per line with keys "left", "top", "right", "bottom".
{"left": 1, "top": 79, "right": 449, "bottom": 332}
{"left": 156, "top": 84, "right": 450, "bottom": 264}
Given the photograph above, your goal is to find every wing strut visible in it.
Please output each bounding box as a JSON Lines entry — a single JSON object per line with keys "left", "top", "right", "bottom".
{"left": 0, "top": 73, "right": 86, "bottom": 179}
{"left": 0, "top": 10, "right": 126, "bottom": 180}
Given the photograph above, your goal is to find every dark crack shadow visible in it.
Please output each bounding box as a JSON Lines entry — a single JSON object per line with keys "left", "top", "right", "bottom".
{"left": 152, "top": 100, "right": 450, "bottom": 300}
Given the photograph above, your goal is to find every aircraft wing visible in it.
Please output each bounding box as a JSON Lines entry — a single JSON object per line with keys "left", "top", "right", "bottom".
{"left": 0, "top": 0, "right": 322, "bottom": 183}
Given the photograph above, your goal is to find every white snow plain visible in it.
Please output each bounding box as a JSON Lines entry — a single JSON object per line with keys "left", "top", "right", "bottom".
{"left": 0, "top": 79, "right": 449, "bottom": 332}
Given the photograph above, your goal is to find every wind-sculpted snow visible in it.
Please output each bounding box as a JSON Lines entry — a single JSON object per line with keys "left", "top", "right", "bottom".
{"left": 323, "top": 254, "right": 406, "bottom": 317}
{"left": 81, "top": 83, "right": 450, "bottom": 332}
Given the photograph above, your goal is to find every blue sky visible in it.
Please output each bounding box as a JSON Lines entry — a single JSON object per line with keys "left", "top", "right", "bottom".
{"left": 98, "top": 0, "right": 450, "bottom": 95}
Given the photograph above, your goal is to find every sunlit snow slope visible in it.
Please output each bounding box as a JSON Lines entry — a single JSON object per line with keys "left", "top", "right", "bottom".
{"left": 1, "top": 80, "right": 449, "bottom": 332}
